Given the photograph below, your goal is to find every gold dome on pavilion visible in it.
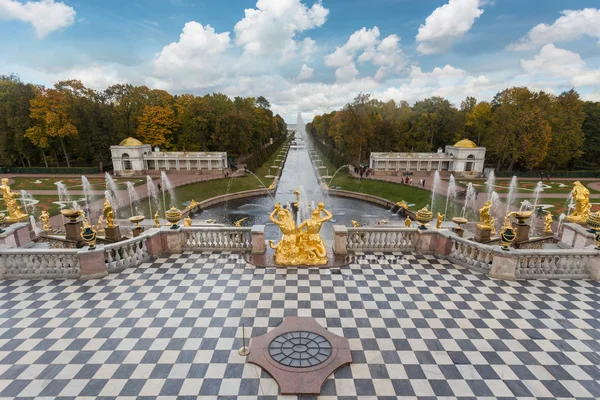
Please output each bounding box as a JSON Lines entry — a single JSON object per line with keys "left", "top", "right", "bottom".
{"left": 453, "top": 139, "right": 478, "bottom": 148}
{"left": 119, "top": 137, "right": 144, "bottom": 146}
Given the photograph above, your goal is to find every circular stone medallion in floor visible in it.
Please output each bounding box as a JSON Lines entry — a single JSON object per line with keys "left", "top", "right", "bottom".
{"left": 268, "top": 331, "right": 332, "bottom": 368}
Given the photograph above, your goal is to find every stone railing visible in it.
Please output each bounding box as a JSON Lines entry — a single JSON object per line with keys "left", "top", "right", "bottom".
{"left": 103, "top": 233, "right": 154, "bottom": 273}
{"left": 181, "top": 227, "right": 252, "bottom": 251}
{"left": 0, "top": 248, "right": 81, "bottom": 279}
{"left": 513, "top": 249, "right": 596, "bottom": 280}
{"left": 346, "top": 227, "right": 417, "bottom": 252}
{"left": 446, "top": 235, "right": 494, "bottom": 273}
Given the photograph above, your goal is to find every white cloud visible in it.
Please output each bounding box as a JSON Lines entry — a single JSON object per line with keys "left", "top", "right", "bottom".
{"left": 520, "top": 44, "right": 600, "bottom": 87}
{"left": 325, "top": 27, "right": 405, "bottom": 82}
{"left": 234, "top": 0, "right": 328, "bottom": 59}
{"left": 299, "top": 37, "right": 317, "bottom": 62}
{"left": 296, "top": 64, "right": 314, "bottom": 81}
{"left": 152, "top": 21, "right": 231, "bottom": 89}
{"left": 37, "top": 64, "right": 126, "bottom": 90}
{"left": 416, "top": 0, "right": 483, "bottom": 54}
{"left": 508, "top": 8, "right": 600, "bottom": 51}
{"left": 0, "top": 0, "right": 76, "bottom": 38}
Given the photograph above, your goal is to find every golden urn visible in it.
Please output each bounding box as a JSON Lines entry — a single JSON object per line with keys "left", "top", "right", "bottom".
{"left": 512, "top": 211, "right": 533, "bottom": 225}
{"left": 61, "top": 209, "right": 82, "bottom": 223}
{"left": 165, "top": 206, "right": 182, "bottom": 229}
{"left": 128, "top": 215, "right": 145, "bottom": 229}
{"left": 452, "top": 217, "right": 468, "bottom": 230}
{"left": 586, "top": 211, "right": 600, "bottom": 233}
{"left": 80, "top": 219, "right": 97, "bottom": 250}
{"left": 500, "top": 225, "right": 516, "bottom": 251}
{"left": 415, "top": 207, "right": 433, "bottom": 230}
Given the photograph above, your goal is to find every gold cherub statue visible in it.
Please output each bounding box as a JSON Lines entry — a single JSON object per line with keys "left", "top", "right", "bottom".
{"left": 490, "top": 217, "right": 497, "bottom": 235}
{"left": 478, "top": 200, "right": 493, "bottom": 229}
{"left": 184, "top": 216, "right": 192, "bottom": 227}
{"left": 352, "top": 220, "right": 360, "bottom": 227}
{"left": 544, "top": 211, "right": 553, "bottom": 234}
{"left": 0, "top": 178, "right": 28, "bottom": 222}
{"left": 40, "top": 210, "right": 51, "bottom": 232}
{"left": 565, "top": 181, "right": 591, "bottom": 223}
{"left": 404, "top": 216, "right": 412, "bottom": 227}
{"left": 154, "top": 211, "right": 160, "bottom": 228}
{"left": 436, "top": 212, "right": 444, "bottom": 229}
{"left": 103, "top": 198, "right": 114, "bottom": 228}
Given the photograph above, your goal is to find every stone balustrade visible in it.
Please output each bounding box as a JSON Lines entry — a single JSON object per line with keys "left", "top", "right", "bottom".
{"left": 0, "top": 248, "right": 80, "bottom": 279}
{"left": 103, "top": 233, "right": 154, "bottom": 273}
{"left": 345, "top": 227, "right": 417, "bottom": 252}
{"left": 446, "top": 234, "right": 495, "bottom": 273}
{"left": 512, "top": 249, "right": 597, "bottom": 280}
{"left": 182, "top": 227, "right": 252, "bottom": 251}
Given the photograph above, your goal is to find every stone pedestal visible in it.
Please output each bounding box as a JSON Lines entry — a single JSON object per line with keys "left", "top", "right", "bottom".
{"left": 161, "top": 227, "right": 183, "bottom": 253}
{"left": 78, "top": 247, "right": 107, "bottom": 280}
{"left": 515, "top": 223, "right": 530, "bottom": 243}
{"left": 105, "top": 226, "right": 121, "bottom": 242}
{"left": 452, "top": 227, "right": 464, "bottom": 238}
{"left": 489, "top": 249, "right": 518, "bottom": 280}
{"left": 65, "top": 221, "right": 83, "bottom": 242}
{"left": 474, "top": 225, "right": 491, "bottom": 243}
{"left": 0, "top": 222, "right": 32, "bottom": 248}
{"left": 251, "top": 225, "right": 266, "bottom": 254}
{"left": 332, "top": 225, "right": 348, "bottom": 255}
{"left": 560, "top": 223, "right": 596, "bottom": 248}
{"left": 414, "top": 229, "right": 437, "bottom": 253}
{"left": 132, "top": 226, "right": 144, "bottom": 237}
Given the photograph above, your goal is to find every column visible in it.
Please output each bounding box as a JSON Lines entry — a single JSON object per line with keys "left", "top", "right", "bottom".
{"left": 428, "top": 161, "right": 431, "bottom": 171}
{"left": 176, "top": 159, "right": 180, "bottom": 171}
{"left": 208, "top": 159, "right": 212, "bottom": 171}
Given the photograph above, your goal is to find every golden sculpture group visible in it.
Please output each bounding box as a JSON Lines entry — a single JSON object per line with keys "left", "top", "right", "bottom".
{"left": 566, "top": 181, "right": 591, "bottom": 223}
{"left": 477, "top": 200, "right": 493, "bottom": 230}
{"left": 269, "top": 201, "right": 332, "bottom": 265}
{"left": 0, "top": 178, "right": 28, "bottom": 223}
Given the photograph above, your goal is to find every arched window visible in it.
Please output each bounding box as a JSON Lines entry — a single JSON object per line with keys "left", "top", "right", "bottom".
{"left": 122, "top": 153, "right": 132, "bottom": 170}
{"left": 465, "top": 154, "right": 475, "bottom": 172}
{"left": 467, "top": 154, "right": 475, "bottom": 159}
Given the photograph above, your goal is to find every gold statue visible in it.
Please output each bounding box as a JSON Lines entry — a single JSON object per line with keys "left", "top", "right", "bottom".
{"left": 490, "top": 217, "right": 497, "bottom": 235}
{"left": 154, "top": 211, "right": 160, "bottom": 228}
{"left": 566, "top": 181, "right": 591, "bottom": 223}
{"left": 268, "top": 181, "right": 276, "bottom": 190}
{"left": 436, "top": 212, "right": 444, "bottom": 229}
{"left": 186, "top": 199, "right": 199, "bottom": 210}
{"left": 478, "top": 200, "right": 493, "bottom": 229}
{"left": 544, "top": 211, "right": 553, "bottom": 234}
{"left": 378, "top": 219, "right": 387, "bottom": 225}
{"left": 269, "top": 202, "right": 332, "bottom": 266}
{"left": 184, "top": 216, "right": 192, "bottom": 227}
{"left": 234, "top": 217, "right": 248, "bottom": 227}
{"left": 40, "top": 211, "right": 51, "bottom": 232}
{"left": 268, "top": 203, "right": 299, "bottom": 265}
{"left": 404, "top": 216, "right": 412, "bottom": 227}
{"left": 296, "top": 202, "right": 332, "bottom": 265}
{"left": 396, "top": 200, "right": 408, "bottom": 210}
{"left": 503, "top": 212, "right": 514, "bottom": 229}
{"left": 352, "top": 220, "right": 360, "bottom": 227}
{"left": 0, "top": 178, "right": 27, "bottom": 222}
{"left": 103, "top": 198, "right": 114, "bottom": 228}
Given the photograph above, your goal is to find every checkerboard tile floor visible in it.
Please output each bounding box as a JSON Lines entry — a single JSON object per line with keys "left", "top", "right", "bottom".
{"left": 0, "top": 251, "right": 599, "bottom": 399}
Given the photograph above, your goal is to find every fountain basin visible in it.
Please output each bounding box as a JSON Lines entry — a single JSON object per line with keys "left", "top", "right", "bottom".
{"left": 128, "top": 215, "right": 145, "bottom": 228}
{"left": 61, "top": 209, "right": 81, "bottom": 223}
{"left": 513, "top": 211, "right": 533, "bottom": 225}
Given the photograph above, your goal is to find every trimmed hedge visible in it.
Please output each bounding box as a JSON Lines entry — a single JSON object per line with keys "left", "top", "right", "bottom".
{"left": 495, "top": 170, "right": 600, "bottom": 178}
{"left": 0, "top": 166, "right": 100, "bottom": 174}
{"left": 245, "top": 136, "right": 290, "bottom": 171}
{"left": 311, "top": 138, "right": 349, "bottom": 169}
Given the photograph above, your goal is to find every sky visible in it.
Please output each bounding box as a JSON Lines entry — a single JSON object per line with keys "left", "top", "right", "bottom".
{"left": 1, "top": 0, "right": 600, "bottom": 122}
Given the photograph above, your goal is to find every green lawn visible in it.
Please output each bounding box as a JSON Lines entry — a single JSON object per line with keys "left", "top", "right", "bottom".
{"left": 7, "top": 176, "right": 146, "bottom": 191}
{"left": 514, "top": 197, "right": 600, "bottom": 215}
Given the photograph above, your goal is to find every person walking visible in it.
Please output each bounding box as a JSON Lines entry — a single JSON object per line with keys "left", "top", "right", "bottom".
{"left": 422, "top": 179, "right": 426, "bottom": 188}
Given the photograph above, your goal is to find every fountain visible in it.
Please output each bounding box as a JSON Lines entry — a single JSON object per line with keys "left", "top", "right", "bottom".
{"left": 161, "top": 171, "right": 177, "bottom": 211}
{"left": 126, "top": 181, "right": 141, "bottom": 217}
{"left": 485, "top": 170, "right": 495, "bottom": 200}
{"left": 430, "top": 171, "right": 441, "bottom": 214}
{"left": 81, "top": 176, "right": 94, "bottom": 214}
{"left": 19, "top": 190, "right": 36, "bottom": 216}
{"left": 461, "top": 182, "right": 476, "bottom": 218}
{"left": 105, "top": 172, "right": 121, "bottom": 216}
{"left": 55, "top": 181, "right": 71, "bottom": 210}
{"left": 520, "top": 200, "right": 532, "bottom": 211}
{"left": 444, "top": 175, "right": 457, "bottom": 221}
{"left": 506, "top": 175, "right": 518, "bottom": 215}
{"left": 29, "top": 215, "right": 42, "bottom": 235}
{"left": 490, "top": 191, "right": 500, "bottom": 234}
{"left": 532, "top": 181, "right": 544, "bottom": 210}
{"left": 146, "top": 176, "right": 160, "bottom": 219}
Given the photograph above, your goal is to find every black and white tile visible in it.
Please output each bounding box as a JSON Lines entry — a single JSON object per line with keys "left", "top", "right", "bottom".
{"left": 0, "top": 251, "right": 599, "bottom": 399}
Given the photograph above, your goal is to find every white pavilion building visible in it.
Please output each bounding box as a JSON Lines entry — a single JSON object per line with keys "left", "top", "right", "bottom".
{"left": 369, "top": 139, "right": 486, "bottom": 177}
{"left": 110, "top": 138, "right": 228, "bottom": 176}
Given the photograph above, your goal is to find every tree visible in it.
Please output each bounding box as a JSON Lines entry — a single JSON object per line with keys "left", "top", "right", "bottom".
{"left": 460, "top": 96, "right": 477, "bottom": 113}
{"left": 465, "top": 101, "right": 491, "bottom": 145}
{"left": 581, "top": 102, "right": 600, "bottom": 168}
{"left": 543, "top": 89, "right": 585, "bottom": 170}
{"left": 26, "top": 83, "right": 79, "bottom": 167}
{"left": 136, "top": 105, "right": 178, "bottom": 148}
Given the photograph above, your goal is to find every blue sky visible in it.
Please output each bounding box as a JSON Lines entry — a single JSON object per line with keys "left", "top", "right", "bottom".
{"left": 1, "top": 0, "right": 599, "bottom": 122}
